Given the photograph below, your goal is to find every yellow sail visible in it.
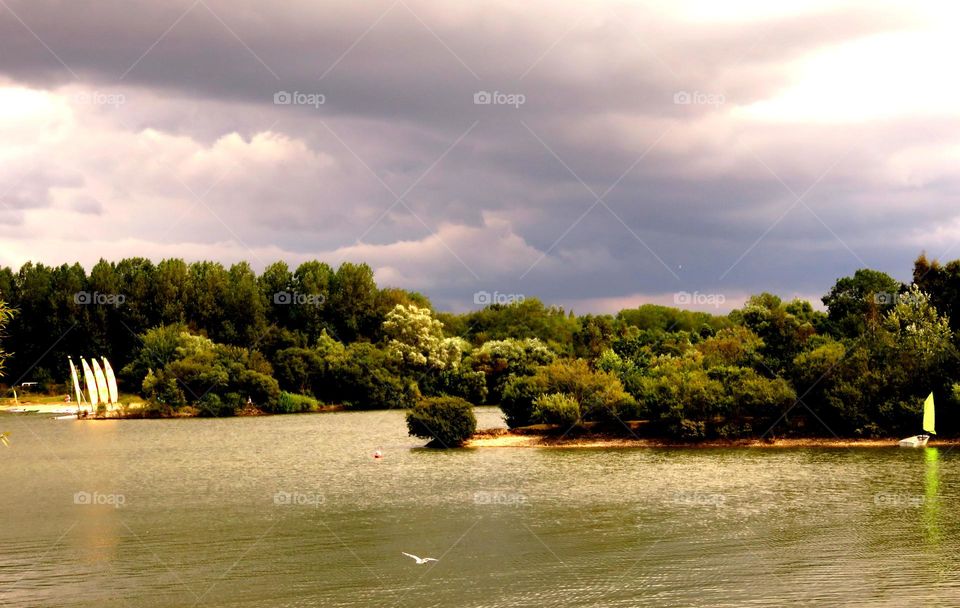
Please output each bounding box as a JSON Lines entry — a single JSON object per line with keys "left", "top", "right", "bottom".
{"left": 102, "top": 357, "right": 119, "bottom": 405}
{"left": 81, "top": 359, "right": 99, "bottom": 406}
{"left": 91, "top": 359, "right": 109, "bottom": 408}
{"left": 923, "top": 392, "right": 936, "bottom": 435}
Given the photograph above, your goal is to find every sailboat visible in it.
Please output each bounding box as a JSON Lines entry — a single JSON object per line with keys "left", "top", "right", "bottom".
{"left": 899, "top": 392, "right": 935, "bottom": 447}
{"left": 69, "top": 357, "right": 83, "bottom": 408}
{"left": 49, "top": 357, "right": 86, "bottom": 416}
{"left": 102, "top": 357, "right": 119, "bottom": 406}
{"left": 91, "top": 359, "right": 110, "bottom": 411}
{"left": 81, "top": 358, "right": 100, "bottom": 410}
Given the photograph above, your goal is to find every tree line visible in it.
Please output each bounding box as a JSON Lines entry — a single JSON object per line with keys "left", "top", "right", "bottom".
{"left": 0, "top": 255, "right": 958, "bottom": 439}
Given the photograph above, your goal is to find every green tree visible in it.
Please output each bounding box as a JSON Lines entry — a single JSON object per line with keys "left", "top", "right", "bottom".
{"left": 291, "top": 261, "right": 334, "bottom": 342}
{"left": 153, "top": 259, "right": 189, "bottom": 325}
{"left": 328, "top": 262, "right": 378, "bottom": 342}
{"left": 822, "top": 269, "right": 902, "bottom": 337}
{"left": 913, "top": 254, "right": 960, "bottom": 331}
{"left": 185, "top": 261, "right": 232, "bottom": 341}
{"left": 468, "top": 338, "right": 555, "bottom": 403}
{"left": 273, "top": 347, "right": 322, "bottom": 395}
{"left": 733, "top": 294, "right": 815, "bottom": 376}
{"left": 573, "top": 314, "right": 615, "bottom": 359}
{"left": 460, "top": 298, "right": 578, "bottom": 352}
{"left": 499, "top": 358, "right": 635, "bottom": 428}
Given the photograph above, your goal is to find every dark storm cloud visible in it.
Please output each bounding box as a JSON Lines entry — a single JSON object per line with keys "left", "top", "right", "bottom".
{"left": 0, "top": 0, "right": 955, "bottom": 311}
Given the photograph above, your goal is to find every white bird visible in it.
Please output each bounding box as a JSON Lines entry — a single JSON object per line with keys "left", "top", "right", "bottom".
{"left": 402, "top": 552, "right": 437, "bottom": 565}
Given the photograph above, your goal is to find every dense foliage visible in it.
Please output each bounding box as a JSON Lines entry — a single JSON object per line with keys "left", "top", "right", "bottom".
{"left": 406, "top": 396, "right": 477, "bottom": 446}
{"left": 1, "top": 254, "right": 959, "bottom": 438}
{"left": 0, "top": 298, "right": 12, "bottom": 379}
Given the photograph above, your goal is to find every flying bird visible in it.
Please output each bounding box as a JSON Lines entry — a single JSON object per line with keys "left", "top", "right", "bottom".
{"left": 402, "top": 552, "right": 437, "bottom": 565}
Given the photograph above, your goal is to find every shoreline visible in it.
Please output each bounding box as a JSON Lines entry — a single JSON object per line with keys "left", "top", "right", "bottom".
{"left": 465, "top": 428, "right": 959, "bottom": 449}
{"left": 0, "top": 402, "right": 346, "bottom": 418}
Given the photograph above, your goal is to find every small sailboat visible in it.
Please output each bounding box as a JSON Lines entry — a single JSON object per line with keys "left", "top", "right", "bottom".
{"left": 103, "top": 357, "right": 119, "bottom": 406}
{"left": 91, "top": 359, "right": 110, "bottom": 410}
{"left": 899, "top": 392, "right": 935, "bottom": 447}
{"left": 69, "top": 357, "right": 84, "bottom": 414}
{"left": 81, "top": 358, "right": 100, "bottom": 410}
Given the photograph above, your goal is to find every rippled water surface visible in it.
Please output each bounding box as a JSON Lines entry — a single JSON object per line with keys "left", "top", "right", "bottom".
{"left": 1, "top": 408, "right": 958, "bottom": 607}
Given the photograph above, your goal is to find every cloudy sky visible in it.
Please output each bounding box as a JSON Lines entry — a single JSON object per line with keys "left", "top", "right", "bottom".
{"left": 1, "top": 0, "right": 959, "bottom": 312}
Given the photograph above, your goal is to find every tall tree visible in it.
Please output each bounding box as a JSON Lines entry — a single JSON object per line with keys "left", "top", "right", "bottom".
{"left": 822, "top": 269, "right": 902, "bottom": 337}
{"left": 913, "top": 254, "right": 960, "bottom": 331}
{"left": 328, "top": 262, "right": 378, "bottom": 342}
{"left": 292, "top": 260, "right": 334, "bottom": 342}
{"left": 153, "top": 259, "right": 190, "bottom": 325}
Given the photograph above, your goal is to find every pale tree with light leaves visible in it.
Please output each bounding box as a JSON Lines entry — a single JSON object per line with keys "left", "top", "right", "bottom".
{"left": 382, "top": 305, "right": 463, "bottom": 370}
{"left": 883, "top": 284, "right": 953, "bottom": 367}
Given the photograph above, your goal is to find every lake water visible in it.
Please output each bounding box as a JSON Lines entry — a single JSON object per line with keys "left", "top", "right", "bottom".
{"left": 1, "top": 408, "right": 958, "bottom": 607}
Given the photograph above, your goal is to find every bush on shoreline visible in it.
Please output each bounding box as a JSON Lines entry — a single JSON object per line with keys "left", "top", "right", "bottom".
{"left": 406, "top": 396, "right": 477, "bottom": 447}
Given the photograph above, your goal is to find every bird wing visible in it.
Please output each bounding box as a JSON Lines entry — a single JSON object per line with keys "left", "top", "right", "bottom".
{"left": 423, "top": 558, "right": 437, "bottom": 562}
{"left": 402, "top": 552, "right": 419, "bottom": 561}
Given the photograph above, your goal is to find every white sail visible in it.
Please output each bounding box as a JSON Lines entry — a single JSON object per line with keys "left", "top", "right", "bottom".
{"left": 91, "top": 359, "right": 109, "bottom": 408}
{"left": 69, "top": 358, "right": 84, "bottom": 410}
{"left": 102, "top": 357, "right": 119, "bottom": 405}
{"left": 81, "top": 358, "right": 99, "bottom": 406}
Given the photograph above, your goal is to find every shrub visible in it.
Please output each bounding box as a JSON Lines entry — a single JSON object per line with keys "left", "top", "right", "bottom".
{"left": 273, "top": 391, "right": 320, "bottom": 414}
{"left": 406, "top": 396, "right": 477, "bottom": 447}
{"left": 198, "top": 393, "right": 235, "bottom": 417}
{"left": 500, "top": 374, "right": 545, "bottom": 428}
{"left": 532, "top": 392, "right": 580, "bottom": 426}
{"left": 679, "top": 419, "right": 706, "bottom": 440}
{"left": 430, "top": 367, "right": 488, "bottom": 404}
{"left": 500, "top": 359, "right": 636, "bottom": 426}
{"left": 325, "top": 342, "right": 418, "bottom": 409}
{"left": 238, "top": 369, "right": 281, "bottom": 410}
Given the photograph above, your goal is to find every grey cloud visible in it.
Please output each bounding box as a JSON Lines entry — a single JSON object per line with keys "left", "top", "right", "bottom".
{"left": 0, "top": 0, "right": 956, "bottom": 311}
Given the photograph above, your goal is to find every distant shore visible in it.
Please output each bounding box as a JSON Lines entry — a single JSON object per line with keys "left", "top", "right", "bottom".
{"left": 0, "top": 402, "right": 345, "bottom": 418}
{"left": 466, "top": 428, "right": 960, "bottom": 449}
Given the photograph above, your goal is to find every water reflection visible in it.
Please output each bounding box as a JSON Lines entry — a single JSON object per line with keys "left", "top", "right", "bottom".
{"left": 923, "top": 447, "right": 940, "bottom": 546}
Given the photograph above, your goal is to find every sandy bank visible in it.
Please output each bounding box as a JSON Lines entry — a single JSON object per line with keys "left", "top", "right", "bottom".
{"left": 465, "top": 428, "right": 960, "bottom": 449}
